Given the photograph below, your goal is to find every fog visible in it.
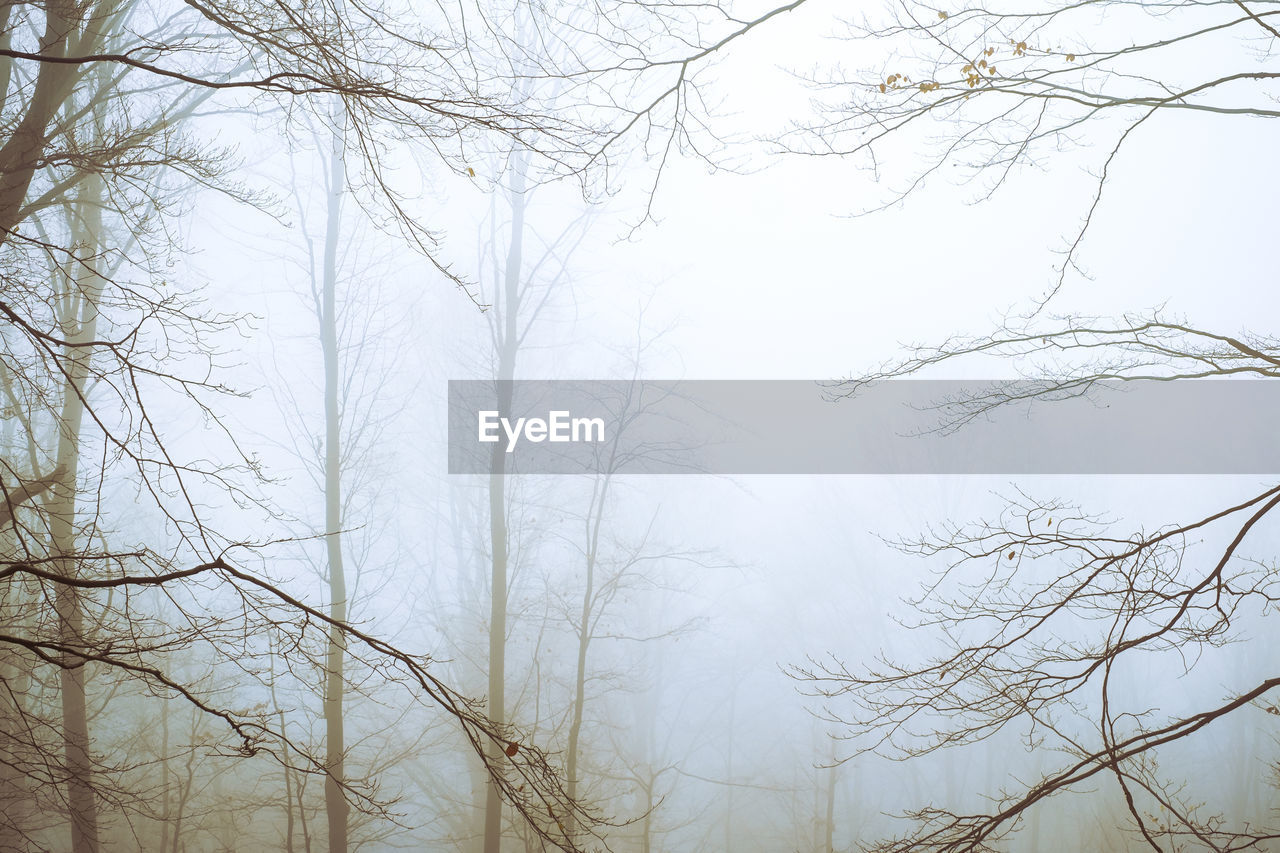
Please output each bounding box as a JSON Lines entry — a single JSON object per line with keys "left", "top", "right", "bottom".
{"left": 2, "top": 0, "right": 1278, "bottom": 851}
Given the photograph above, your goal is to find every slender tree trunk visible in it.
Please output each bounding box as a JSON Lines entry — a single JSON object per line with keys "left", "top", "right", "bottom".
{"left": 483, "top": 154, "right": 527, "bottom": 853}
{"left": 320, "top": 105, "right": 349, "bottom": 853}
{"left": 566, "top": 476, "right": 611, "bottom": 840}
{"left": 823, "top": 758, "right": 836, "bottom": 852}
{"left": 482, "top": 439, "right": 509, "bottom": 853}
{"left": 301, "top": 770, "right": 314, "bottom": 853}
{"left": 565, "top": 560, "right": 592, "bottom": 808}
{"left": 723, "top": 679, "right": 737, "bottom": 853}
{"left": 159, "top": 701, "right": 170, "bottom": 853}
{"left": 0, "top": 390, "right": 36, "bottom": 840}
{"left": 171, "top": 719, "right": 198, "bottom": 853}
{"left": 269, "top": 646, "right": 297, "bottom": 853}
{"left": 280, "top": 706, "right": 297, "bottom": 853}
{"left": 49, "top": 172, "right": 105, "bottom": 853}
{"left": 640, "top": 778, "right": 653, "bottom": 853}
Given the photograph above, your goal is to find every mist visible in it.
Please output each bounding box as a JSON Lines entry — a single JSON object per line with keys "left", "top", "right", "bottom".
{"left": 2, "top": 0, "right": 1278, "bottom": 851}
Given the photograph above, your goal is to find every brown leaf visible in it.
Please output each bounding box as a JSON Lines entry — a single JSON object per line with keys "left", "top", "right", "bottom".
{"left": 505, "top": 742, "right": 519, "bottom": 757}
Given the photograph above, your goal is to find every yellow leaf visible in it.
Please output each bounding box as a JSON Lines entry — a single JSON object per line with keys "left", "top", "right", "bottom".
{"left": 938, "top": 10, "right": 948, "bottom": 19}
{"left": 1066, "top": 53, "right": 1075, "bottom": 62}
{"left": 466, "top": 167, "right": 476, "bottom": 177}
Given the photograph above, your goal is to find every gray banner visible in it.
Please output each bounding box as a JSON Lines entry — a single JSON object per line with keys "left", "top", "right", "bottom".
{"left": 447, "top": 379, "right": 1280, "bottom": 475}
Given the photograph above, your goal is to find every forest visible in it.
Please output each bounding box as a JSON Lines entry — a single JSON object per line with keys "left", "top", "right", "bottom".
{"left": 0, "top": 0, "right": 1277, "bottom": 850}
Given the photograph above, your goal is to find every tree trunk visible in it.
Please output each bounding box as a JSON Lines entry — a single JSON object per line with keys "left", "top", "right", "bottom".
{"left": 321, "top": 105, "right": 349, "bottom": 853}
{"left": 49, "top": 172, "right": 106, "bottom": 853}
{"left": 482, "top": 442, "right": 509, "bottom": 853}
{"left": 640, "top": 777, "right": 654, "bottom": 853}
{"left": 823, "top": 759, "right": 836, "bottom": 852}
{"left": 566, "top": 475, "right": 611, "bottom": 841}
{"left": 159, "top": 701, "right": 170, "bottom": 853}
{"left": 723, "top": 679, "right": 737, "bottom": 853}
{"left": 565, "top": 563, "right": 591, "bottom": 809}
{"left": 0, "top": 0, "right": 81, "bottom": 237}
{"left": 482, "top": 152, "right": 527, "bottom": 853}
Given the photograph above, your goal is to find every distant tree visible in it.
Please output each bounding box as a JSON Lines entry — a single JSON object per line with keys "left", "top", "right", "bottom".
{"left": 262, "top": 108, "right": 412, "bottom": 853}
{"left": 553, "top": 377, "right": 713, "bottom": 846}
{"left": 473, "top": 140, "right": 599, "bottom": 852}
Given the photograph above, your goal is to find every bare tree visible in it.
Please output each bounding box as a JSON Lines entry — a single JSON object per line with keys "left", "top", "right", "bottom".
{"left": 1, "top": 0, "right": 818, "bottom": 849}
{"left": 790, "top": 254, "right": 1280, "bottom": 853}
{"left": 553, "top": 377, "right": 715, "bottom": 845}
{"left": 751, "top": 0, "right": 1280, "bottom": 847}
